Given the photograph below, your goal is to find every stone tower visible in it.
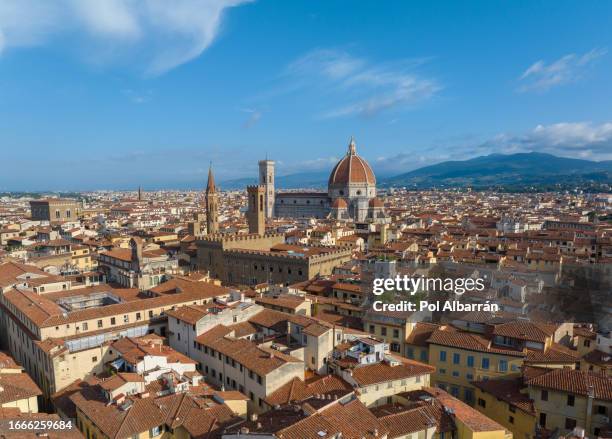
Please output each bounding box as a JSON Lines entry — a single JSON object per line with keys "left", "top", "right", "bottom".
{"left": 246, "top": 185, "right": 265, "bottom": 236}
{"left": 137, "top": 186, "right": 142, "bottom": 202}
{"left": 206, "top": 165, "right": 219, "bottom": 235}
{"left": 258, "top": 159, "right": 275, "bottom": 219}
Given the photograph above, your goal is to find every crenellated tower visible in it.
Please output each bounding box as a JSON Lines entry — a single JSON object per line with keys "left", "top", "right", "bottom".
{"left": 246, "top": 185, "right": 265, "bottom": 236}
{"left": 258, "top": 159, "right": 275, "bottom": 219}
{"left": 206, "top": 165, "right": 219, "bottom": 234}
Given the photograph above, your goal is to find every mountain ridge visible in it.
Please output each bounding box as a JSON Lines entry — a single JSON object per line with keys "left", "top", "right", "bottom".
{"left": 220, "top": 152, "right": 612, "bottom": 190}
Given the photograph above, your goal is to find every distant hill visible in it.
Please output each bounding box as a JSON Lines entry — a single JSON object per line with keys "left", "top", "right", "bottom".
{"left": 220, "top": 153, "right": 612, "bottom": 192}
{"left": 381, "top": 152, "right": 612, "bottom": 189}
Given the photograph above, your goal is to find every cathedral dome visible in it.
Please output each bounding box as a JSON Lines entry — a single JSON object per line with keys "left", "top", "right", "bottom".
{"left": 328, "top": 138, "right": 376, "bottom": 187}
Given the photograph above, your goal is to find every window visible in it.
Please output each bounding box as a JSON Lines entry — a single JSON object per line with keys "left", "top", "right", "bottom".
{"left": 596, "top": 405, "right": 607, "bottom": 415}
{"left": 541, "top": 390, "right": 548, "bottom": 401}
{"left": 509, "top": 416, "right": 514, "bottom": 424}
{"left": 82, "top": 322, "right": 88, "bottom": 330}
{"left": 92, "top": 356, "right": 97, "bottom": 362}
{"left": 439, "top": 368, "right": 446, "bottom": 375}
{"left": 97, "top": 320, "right": 103, "bottom": 328}
{"left": 149, "top": 310, "right": 154, "bottom": 318}
{"left": 453, "top": 353, "right": 460, "bottom": 364}
{"left": 123, "top": 315, "right": 129, "bottom": 323}
{"left": 464, "top": 389, "right": 474, "bottom": 403}
{"left": 567, "top": 395, "right": 575, "bottom": 406}
{"left": 467, "top": 356, "right": 474, "bottom": 367}
{"left": 509, "top": 405, "right": 516, "bottom": 413}
{"left": 584, "top": 339, "right": 591, "bottom": 347}
{"left": 381, "top": 327, "right": 387, "bottom": 336}
{"left": 150, "top": 426, "right": 161, "bottom": 437}
{"left": 393, "top": 329, "right": 399, "bottom": 338}
{"left": 499, "top": 360, "right": 508, "bottom": 372}
{"left": 478, "top": 398, "right": 486, "bottom": 408}
{"left": 369, "top": 325, "right": 375, "bottom": 333}
{"left": 466, "top": 373, "right": 473, "bottom": 380}
{"left": 481, "top": 358, "right": 490, "bottom": 370}
{"left": 420, "top": 350, "right": 427, "bottom": 361}
{"left": 406, "top": 348, "right": 414, "bottom": 359}
{"left": 110, "top": 317, "right": 116, "bottom": 325}
{"left": 439, "top": 351, "right": 447, "bottom": 362}
{"left": 539, "top": 413, "right": 547, "bottom": 428}
{"left": 136, "top": 312, "right": 141, "bottom": 321}
{"left": 177, "top": 333, "right": 181, "bottom": 341}
{"left": 452, "top": 371, "right": 459, "bottom": 377}
{"left": 565, "top": 418, "right": 576, "bottom": 430}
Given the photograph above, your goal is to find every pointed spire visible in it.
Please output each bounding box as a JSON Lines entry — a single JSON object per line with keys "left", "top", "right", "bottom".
{"left": 206, "top": 162, "right": 216, "bottom": 193}
{"left": 348, "top": 136, "right": 356, "bottom": 155}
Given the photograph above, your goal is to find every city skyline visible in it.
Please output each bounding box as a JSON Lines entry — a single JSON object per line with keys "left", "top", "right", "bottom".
{"left": 1, "top": 0, "right": 612, "bottom": 190}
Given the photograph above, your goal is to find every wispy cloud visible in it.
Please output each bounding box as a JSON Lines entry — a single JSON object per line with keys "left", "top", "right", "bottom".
{"left": 122, "top": 88, "right": 153, "bottom": 104}
{"left": 518, "top": 48, "right": 607, "bottom": 92}
{"left": 372, "top": 121, "right": 612, "bottom": 175}
{"left": 284, "top": 48, "right": 441, "bottom": 118}
{"left": 0, "top": 0, "right": 252, "bottom": 74}
{"left": 240, "top": 108, "right": 263, "bottom": 129}
{"left": 475, "top": 121, "right": 612, "bottom": 160}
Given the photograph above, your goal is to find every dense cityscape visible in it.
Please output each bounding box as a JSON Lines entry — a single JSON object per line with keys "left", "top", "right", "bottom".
{"left": 0, "top": 139, "right": 610, "bottom": 439}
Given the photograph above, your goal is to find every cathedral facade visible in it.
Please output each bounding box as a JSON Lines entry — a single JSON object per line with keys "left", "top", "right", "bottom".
{"left": 274, "top": 138, "right": 385, "bottom": 222}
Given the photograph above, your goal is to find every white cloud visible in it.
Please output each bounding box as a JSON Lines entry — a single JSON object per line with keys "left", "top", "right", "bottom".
{"left": 476, "top": 121, "right": 612, "bottom": 160}
{"left": 285, "top": 49, "right": 441, "bottom": 118}
{"left": 0, "top": 0, "right": 252, "bottom": 74}
{"left": 518, "top": 48, "right": 606, "bottom": 92}
{"left": 374, "top": 121, "right": 612, "bottom": 175}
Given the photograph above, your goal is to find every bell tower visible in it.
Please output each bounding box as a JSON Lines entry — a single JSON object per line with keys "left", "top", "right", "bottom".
{"left": 206, "top": 165, "right": 219, "bottom": 235}
{"left": 247, "top": 185, "right": 265, "bottom": 236}
{"left": 258, "top": 159, "right": 275, "bottom": 219}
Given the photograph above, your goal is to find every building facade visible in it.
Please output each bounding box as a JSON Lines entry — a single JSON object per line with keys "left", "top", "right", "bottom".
{"left": 30, "top": 199, "right": 80, "bottom": 223}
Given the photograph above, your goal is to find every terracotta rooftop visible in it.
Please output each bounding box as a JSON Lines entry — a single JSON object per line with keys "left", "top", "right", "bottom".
{"left": 526, "top": 368, "right": 612, "bottom": 401}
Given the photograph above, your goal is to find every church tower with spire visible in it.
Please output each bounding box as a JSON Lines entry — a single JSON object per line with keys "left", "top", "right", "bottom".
{"left": 205, "top": 165, "right": 219, "bottom": 235}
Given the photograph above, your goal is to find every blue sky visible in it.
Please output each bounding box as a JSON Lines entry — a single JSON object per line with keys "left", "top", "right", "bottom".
{"left": 0, "top": 0, "right": 611, "bottom": 190}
